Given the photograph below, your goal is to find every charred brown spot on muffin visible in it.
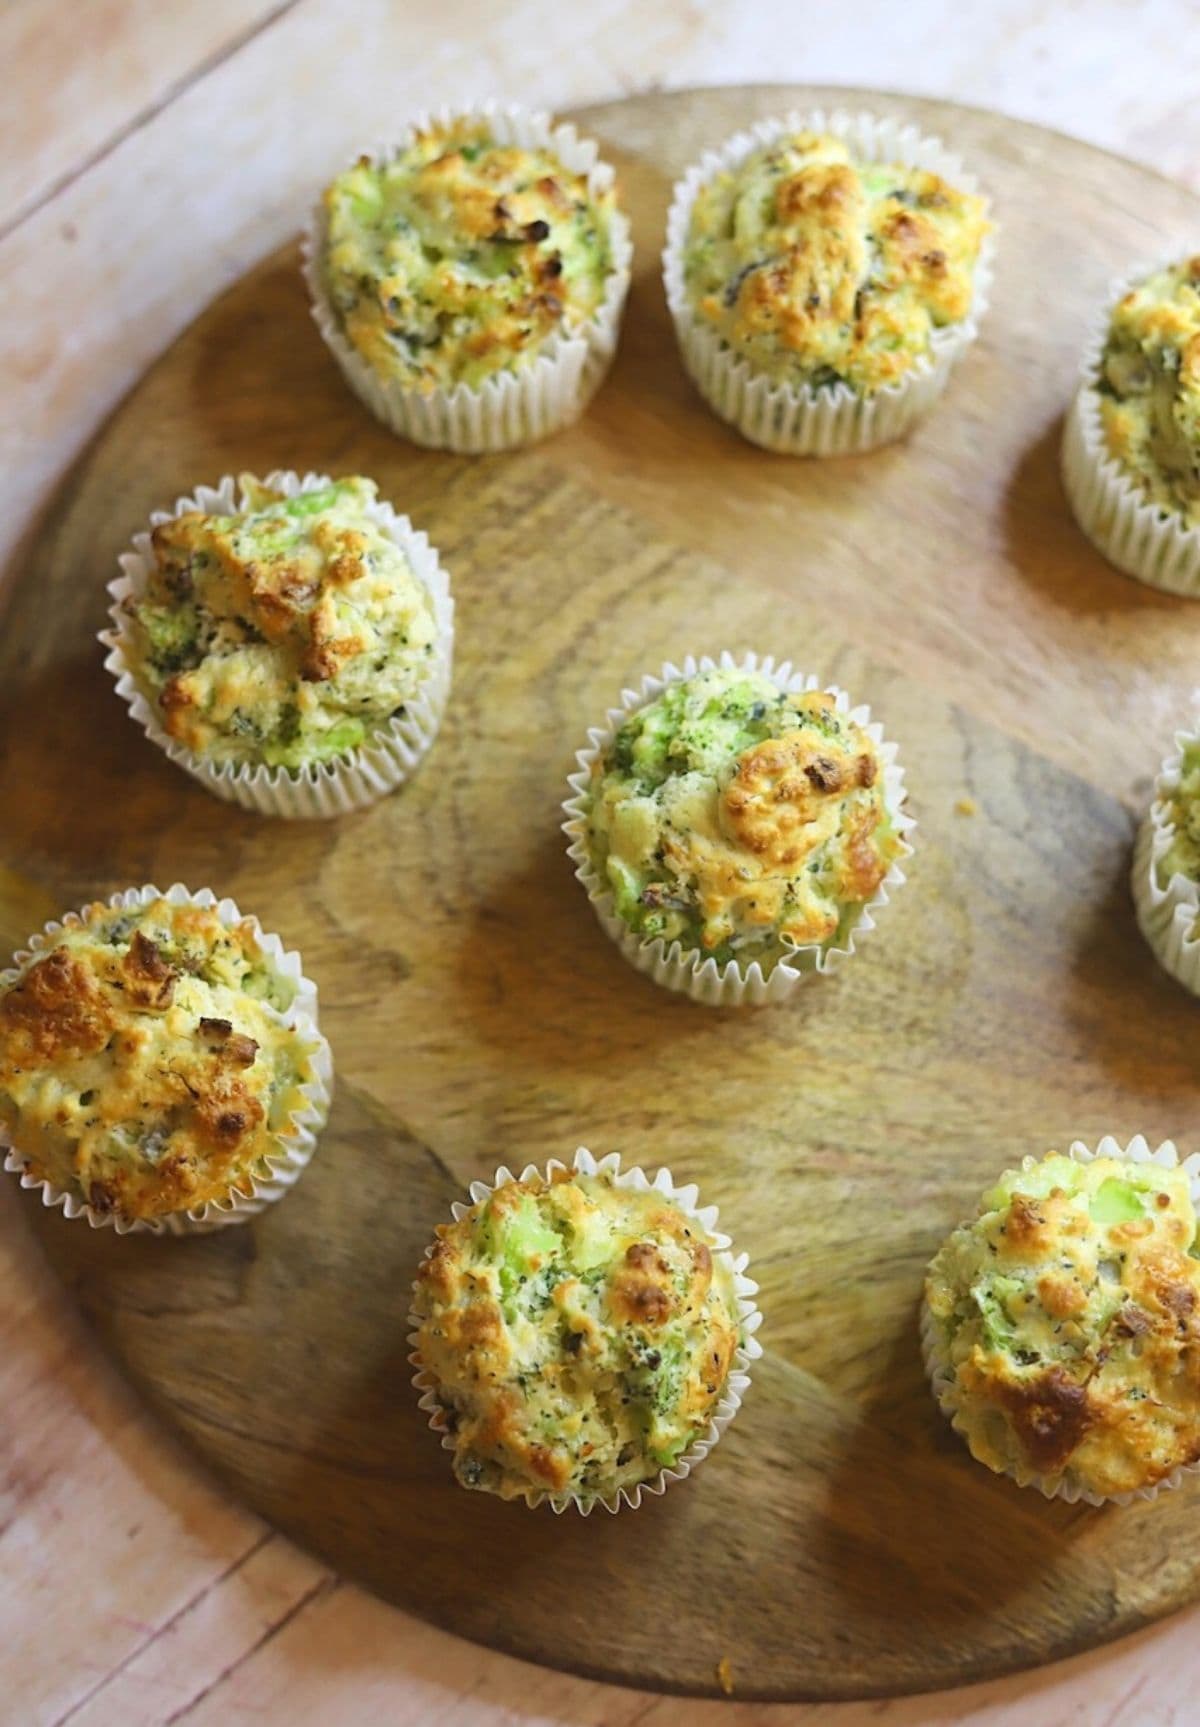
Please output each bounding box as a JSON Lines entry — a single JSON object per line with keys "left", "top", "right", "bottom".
{"left": 88, "top": 1179, "right": 115, "bottom": 1214}
{"left": 0, "top": 947, "right": 112, "bottom": 1066}
{"left": 194, "top": 1078, "right": 264, "bottom": 1150}
{"left": 1114, "top": 1303, "right": 1151, "bottom": 1337}
{"left": 803, "top": 755, "right": 845, "bottom": 794}
{"left": 994, "top": 1368, "right": 1094, "bottom": 1473}
{"left": 123, "top": 932, "right": 177, "bottom": 1010}
{"left": 198, "top": 1016, "right": 259, "bottom": 1068}
{"left": 609, "top": 1241, "right": 675, "bottom": 1327}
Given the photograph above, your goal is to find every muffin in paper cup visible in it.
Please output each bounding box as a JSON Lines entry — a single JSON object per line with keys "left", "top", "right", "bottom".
{"left": 1132, "top": 711, "right": 1200, "bottom": 991}
{"left": 0, "top": 883, "right": 333, "bottom": 1236}
{"left": 101, "top": 470, "right": 454, "bottom": 819}
{"left": 302, "top": 103, "right": 633, "bottom": 452}
{"left": 662, "top": 109, "right": 994, "bottom": 455}
{"left": 408, "top": 1145, "right": 762, "bottom": 1514}
{"left": 1062, "top": 256, "right": 1200, "bottom": 597}
{"left": 562, "top": 651, "right": 913, "bottom": 1007}
{"left": 922, "top": 1135, "right": 1200, "bottom": 1507}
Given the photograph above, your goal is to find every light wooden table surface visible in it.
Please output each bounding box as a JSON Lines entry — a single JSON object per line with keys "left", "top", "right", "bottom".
{"left": 4, "top": 4, "right": 1200, "bottom": 1724}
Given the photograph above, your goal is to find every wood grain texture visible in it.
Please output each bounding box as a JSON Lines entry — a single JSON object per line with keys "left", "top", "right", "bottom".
{"left": 0, "top": 0, "right": 293, "bottom": 235}
{"left": 4, "top": 85, "right": 1200, "bottom": 1704}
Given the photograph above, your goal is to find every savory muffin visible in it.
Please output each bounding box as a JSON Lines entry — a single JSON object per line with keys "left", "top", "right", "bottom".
{"left": 1097, "top": 257, "right": 1200, "bottom": 525}
{"left": 0, "top": 896, "right": 322, "bottom": 1224}
{"left": 583, "top": 667, "right": 902, "bottom": 969}
{"left": 682, "top": 129, "right": 988, "bottom": 395}
{"left": 411, "top": 1167, "right": 742, "bottom": 1504}
{"left": 121, "top": 475, "right": 439, "bottom": 773}
{"left": 925, "top": 1151, "right": 1200, "bottom": 1499}
{"left": 1158, "top": 736, "right": 1200, "bottom": 887}
{"left": 320, "top": 116, "right": 618, "bottom": 393}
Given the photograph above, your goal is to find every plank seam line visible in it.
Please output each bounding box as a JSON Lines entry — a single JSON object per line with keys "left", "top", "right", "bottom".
{"left": 48, "top": 1528, "right": 278, "bottom": 1727}
{"left": 0, "top": 0, "right": 304, "bottom": 246}
{"left": 163, "top": 1574, "right": 340, "bottom": 1725}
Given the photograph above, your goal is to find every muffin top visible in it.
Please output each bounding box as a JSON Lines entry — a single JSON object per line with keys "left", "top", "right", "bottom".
{"left": 1159, "top": 738, "right": 1200, "bottom": 886}
{"left": 925, "top": 1152, "right": 1200, "bottom": 1498}
{"left": 682, "top": 130, "right": 988, "bottom": 394}
{"left": 412, "top": 1168, "right": 741, "bottom": 1503}
{"left": 123, "top": 476, "right": 438, "bottom": 773}
{"left": 321, "top": 117, "right": 617, "bottom": 392}
{"left": 1099, "top": 257, "right": 1200, "bottom": 526}
{"left": 0, "top": 898, "right": 319, "bottom": 1223}
{"left": 585, "top": 667, "right": 901, "bottom": 966}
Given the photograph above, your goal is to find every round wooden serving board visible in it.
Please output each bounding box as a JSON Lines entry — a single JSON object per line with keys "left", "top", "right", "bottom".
{"left": 5, "top": 85, "right": 1200, "bottom": 1702}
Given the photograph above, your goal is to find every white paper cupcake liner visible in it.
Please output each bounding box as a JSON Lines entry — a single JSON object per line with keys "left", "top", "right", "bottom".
{"left": 100, "top": 470, "right": 454, "bottom": 819}
{"left": 1062, "top": 258, "right": 1200, "bottom": 597}
{"left": 662, "top": 109, "right": 995, "bottom": 455}
{"left": 922, "top": 1134, "right": 1200, "bottom": 1507}
{"left": 1132, "top": 711, "right": 1200, "bottom": 991}
{"left": 0, "top": 883, "right": 334, "bottom": 1236}
{"left": 302, "top": 103, "right": 633, "bottom": 453}
{"left": 562, "top": 651, "right": 914, "bottom": 1007}
{"left": 408, "top": 1144, "right": 762, "bottom": 1514}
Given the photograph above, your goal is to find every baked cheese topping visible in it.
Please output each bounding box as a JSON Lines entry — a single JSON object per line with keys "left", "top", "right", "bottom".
{"left": 123, "top": 477, "right": 438, "bottom": 772}
{"left": 926, "top": 1153, "right": 1200, "bottom": 1498}
{"left": 412, "top": 1169, "right": 740, "bottom": 1502}
{"left": 321, "top": 119, "right": 617, "bottom": 391}
{"left": 1160, "top": 740, "right": 1200, "bottom": 886}
{"left": 0, "top": 898, "right": 319, "bottom": 1223}
{"left": 1099, "top": 257, "right": 1200, "bottom": 526}
{"left": 683, "top": 131, "right": 988, "bottom": 394}
{"left": 584, "top": 668, "right": 900, "bottom": 967}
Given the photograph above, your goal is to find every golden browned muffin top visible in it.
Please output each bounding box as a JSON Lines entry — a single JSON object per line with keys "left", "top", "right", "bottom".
{"left": 123, "top": 476, "right": 438, "bottom": 772}
{"left": 585, "top": 668, "right": 901, "bottom": 967}
{"left": 683, "top": 130, "right": 988, "bottom": 394}
{"left": 0, "top": 897, "right": 319, "bottom": 1222}
{"left": 412, "top": 1168, "right": 741, "bottom": 1503}
{"left": 926, "top": 1152, "right": 1200, "bottom": 1497}
{"left": 321, "top": 118, "right": 618, "bottom": 391}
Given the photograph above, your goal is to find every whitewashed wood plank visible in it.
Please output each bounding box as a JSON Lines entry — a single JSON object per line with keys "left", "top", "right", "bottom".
{"left": 0, "top": 0, "right": 295, "bottom": 234}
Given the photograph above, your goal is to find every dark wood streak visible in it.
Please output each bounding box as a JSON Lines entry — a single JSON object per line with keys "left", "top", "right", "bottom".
{"left": 2, "top": 86, "right": 1200, "bottom": 1702}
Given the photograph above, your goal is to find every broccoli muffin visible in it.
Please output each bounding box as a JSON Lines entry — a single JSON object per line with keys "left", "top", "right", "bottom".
{"left": 320, "top": 116, "right": 619, "bottom": 393}
{"left": 120, "top": 475, "right": 440, "bottom": 775}
{"left": 0, "top": 896, "right": 324, "bottom": 1225}
{"left": 1097, "top": 257, "right": 1200, "bottom": 526}
{"left": 582, "top": 667, "right": 903, "bottom": 970}
{"left": 1132, "top": 722, "right": 1200, "bottom": 994}
{"left": 681, "top": 129, "right": 988, "bottom": 396}
{"left": 411, "top": 1166, "right": 744, "bottom": 1505}
{"left": 1158, "top": 736, "right": 1200, "bottom": 886}
{"left": 925, "top": 1150, "right": 1200, "bottom": 1499}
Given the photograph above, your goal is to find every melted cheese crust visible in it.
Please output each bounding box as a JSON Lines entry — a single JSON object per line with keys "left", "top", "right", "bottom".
{"left": 585, "top": 669, "right": 900, "bottom": 966}
{"left": 1099, "top": 257, "right": 1200, "bottom": 525}
{"left": 412, "top": 1170, "right": 740, "bottom": 1503}
{"left": 926, "top": 1154, "right": 1200, "bottom": 1497}
{"left": 321, "top": 118, "right": 617, "bottom": 391}
{"left": 124, "top": 476, "right": 438, "bottom": 772}
{"left": 683, "top": 131, "right": 988, "bottom": 394}
{"left": 0, "top": 899, "right": 318, "bottom": 1222}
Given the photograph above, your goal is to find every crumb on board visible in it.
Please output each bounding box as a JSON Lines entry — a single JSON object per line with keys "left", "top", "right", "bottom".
{"left": 716, "top": 1655, "right": 734, "bottom": 1695}
{"left": 955, "top": 796, "right": 978, "bottom": 817}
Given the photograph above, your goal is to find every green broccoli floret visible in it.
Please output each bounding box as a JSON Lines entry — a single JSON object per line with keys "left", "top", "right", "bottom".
{"left": 1090, "top": 1176, "right": 1147, "bottom": 1225}
{"left": 134, "top": 601, "right": 201, "bottom": 676}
